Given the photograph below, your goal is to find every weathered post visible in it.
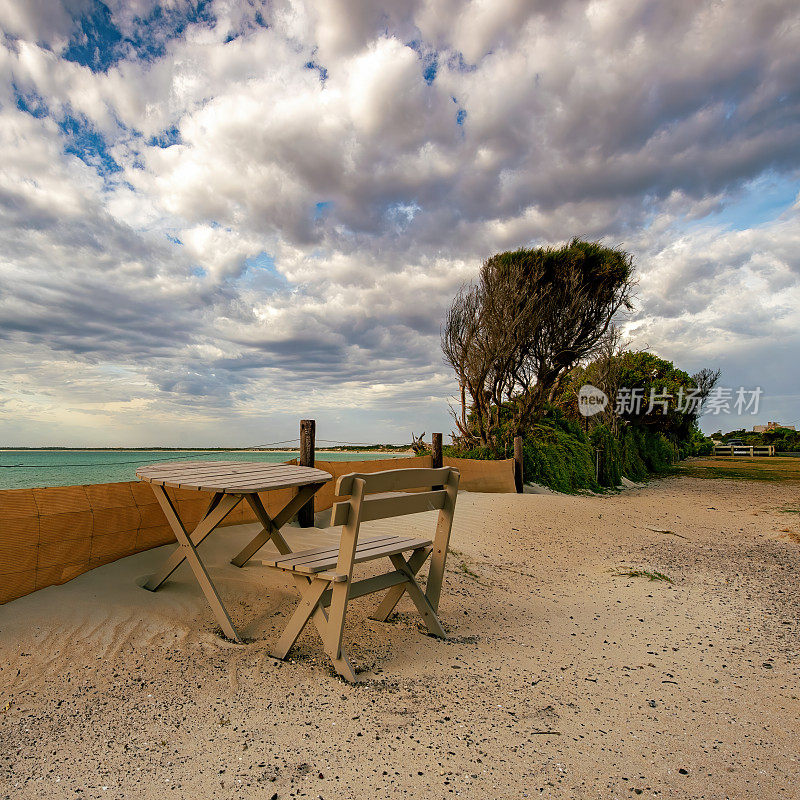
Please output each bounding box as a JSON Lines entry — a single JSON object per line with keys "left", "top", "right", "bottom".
{"left": 298, "top": 419, "right": 315, "bottom": 527}
{"left": 432, "top": 433, "right": 443, "bottom": 469}
{"left": 513, "top": 435, "right": 523, "bottom": 493}
{"left": 432, "top": 432, "right": 443, "bottom": 490}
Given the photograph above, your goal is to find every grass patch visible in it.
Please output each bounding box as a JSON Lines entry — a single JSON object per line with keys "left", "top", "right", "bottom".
{"left": 459, "top": 561, "right": 481, "bottom": 580}
{"left": 615, "top": 569, "right": 673, "bottom": 583}
{"left": 674, "top": 457, "right": 800, "bottom": 482}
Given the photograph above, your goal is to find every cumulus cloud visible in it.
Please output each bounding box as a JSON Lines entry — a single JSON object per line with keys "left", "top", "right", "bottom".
{"left": 1, "top": 0, "right": 799, "bottom": 444}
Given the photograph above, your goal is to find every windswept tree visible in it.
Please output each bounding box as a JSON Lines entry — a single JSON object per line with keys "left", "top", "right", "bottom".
{"left": 564, "top": 325, "right": 626, "bottom": 433}
{"left": 442, "top": 239, "right": 635, "bottom": 446}
{"left": 691, "top": 367, "right": 722, "bottom": 414}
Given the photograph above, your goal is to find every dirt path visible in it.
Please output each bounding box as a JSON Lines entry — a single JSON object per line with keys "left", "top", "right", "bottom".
{"left": 1, "top": 476, "right": 799, "bottom": 799}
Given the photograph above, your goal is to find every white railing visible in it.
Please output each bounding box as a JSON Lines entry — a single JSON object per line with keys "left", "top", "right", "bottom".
{"left": 712, "top": 445, "right": 775, "bottom": 457}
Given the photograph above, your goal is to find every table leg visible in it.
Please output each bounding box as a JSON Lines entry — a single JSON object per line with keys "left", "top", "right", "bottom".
{"left": 231, "top": 483, "right": 324, "bottom": 567}
{"left": 143, "top": 486, "right": 243, "bottom": 643}
{"left": 144, "top": 491, "right": 241, "bottom": 591}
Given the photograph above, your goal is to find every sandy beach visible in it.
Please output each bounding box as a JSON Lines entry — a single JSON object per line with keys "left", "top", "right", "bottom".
{"left": 1, "top": 473, "right": 799, "bottom": 799}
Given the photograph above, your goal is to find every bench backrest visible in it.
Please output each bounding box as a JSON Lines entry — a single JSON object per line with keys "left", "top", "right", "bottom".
{"left": 330, "top": 467, "right": 457, "bottom": 527}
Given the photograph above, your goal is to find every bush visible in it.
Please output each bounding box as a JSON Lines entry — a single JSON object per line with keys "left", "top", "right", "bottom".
{"left": 590, "top": 425, "right": 676, "bottom": 488}
{"left": 620, "top": 426, "right": 648, "bottom": 482}
{"left": 524, "top": 424, "right": 599, "bottom": 493}
{"left": 590, "top": 424, "right": 622, "bottom": 488}
{"left": 446, "top": 409, "right": 600, "bottom": 493}
{"left": 689, "top": 430, "right": 713, "bottom": 456}
{"left": 639, "top": 429, "right": 674, "bottom": 472}
{"left": 446, "top": 407, "right": 691, "bottom": 494}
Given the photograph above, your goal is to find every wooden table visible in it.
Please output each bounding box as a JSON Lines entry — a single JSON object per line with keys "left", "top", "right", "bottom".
{"left": 136, "top": 461, "right": 331, "bottom": 642}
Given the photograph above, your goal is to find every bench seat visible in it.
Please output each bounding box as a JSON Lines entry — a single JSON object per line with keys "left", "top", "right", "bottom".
{"left": 261, "top": 533, "right": 433, "bottom": 579}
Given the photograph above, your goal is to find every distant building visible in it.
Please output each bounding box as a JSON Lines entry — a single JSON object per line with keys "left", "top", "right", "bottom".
{"left": 753, "top": 422, "right": 796, "bottom": 433}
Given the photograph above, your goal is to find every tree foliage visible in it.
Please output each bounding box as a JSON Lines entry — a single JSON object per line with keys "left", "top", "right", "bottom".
{"left": 442, "top": 239, "right": 635, "bottom": 446}
{"left": 565, "top": 348, "right": 719, "bottom": 444}
{"left": 615, "top": 351, "right": 697, "bottom": 437}
{"left": 717, "top": 426, "right": 800, "bottom": 452}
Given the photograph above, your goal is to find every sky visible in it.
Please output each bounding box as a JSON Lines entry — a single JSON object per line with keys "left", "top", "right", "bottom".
{"left": 0, "top": 0, "right": 798, "bottom": 447}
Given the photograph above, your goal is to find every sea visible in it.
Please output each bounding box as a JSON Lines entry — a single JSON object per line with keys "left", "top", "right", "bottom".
{"left": 0, "top": 450, "right": 406, "bottom": 490}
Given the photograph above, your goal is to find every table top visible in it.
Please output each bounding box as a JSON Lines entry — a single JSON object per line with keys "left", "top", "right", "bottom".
{"left": 136, "top": 460, "right": 332, "bottom": 493}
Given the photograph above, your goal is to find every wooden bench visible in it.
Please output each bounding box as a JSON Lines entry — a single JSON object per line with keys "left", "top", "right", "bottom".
{"left": 263, "top": 467, "right": 459, "bottom": 681}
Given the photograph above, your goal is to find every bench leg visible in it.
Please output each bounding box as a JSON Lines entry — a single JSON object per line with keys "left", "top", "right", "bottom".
{"left": 389, "top": 553, "right": 446, "bottom": 639}
{"left": 370, "top": 546, "right": 431, "bottom": 622}
{"left": 270, "top": 574, "right": 358, "bottom": 682}
{"left": 321, "top": 579, "right": 359, "bottom": 683}
{"left": 328, "top": 649, "right": 358, "bottom": 683}
{"left": 270, "top": 576, "right": 331, "bottom": 660}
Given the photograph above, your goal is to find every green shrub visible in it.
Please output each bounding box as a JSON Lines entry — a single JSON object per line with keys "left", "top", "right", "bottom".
{"left": 523, "top": 424, "right": 599, "bottom": 493}
{"left": 590, "top": 424, "right": 622, "bottom": 487}
{"left": 446, "top": 409, "right": 600, "bottom": 493}
{"left": 446, "top": 406, "right": 695, "bottom": 494}
{"left": 640, "top": 429, "right": 674, "bottom": 472}
{"left": 689, "top": 429, "right": 713, "bottom": 456}
{"left": 620, "top": 426, "right": 648, "bottom": 482}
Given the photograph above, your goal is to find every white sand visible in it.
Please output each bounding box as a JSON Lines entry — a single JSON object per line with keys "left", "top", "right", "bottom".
{"left": 1, "top": 476, "right": 799, "bottom": 799}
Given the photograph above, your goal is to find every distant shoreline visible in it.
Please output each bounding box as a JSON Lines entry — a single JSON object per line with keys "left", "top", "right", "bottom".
{"left": 0, "top": 447, "right": 413, "bottom": 454}
{"left": 0, "top": 448, "right": 417, "bottom": 491}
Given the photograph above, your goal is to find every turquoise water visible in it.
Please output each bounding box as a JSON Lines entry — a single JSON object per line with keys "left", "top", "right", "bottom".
{"left": 0, "top": 450, "right": 406, "bottom": 490}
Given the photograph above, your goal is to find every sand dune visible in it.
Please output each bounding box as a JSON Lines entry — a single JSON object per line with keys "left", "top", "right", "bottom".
{"left": 1, "top": 477, "right": 799, "bottom": 799}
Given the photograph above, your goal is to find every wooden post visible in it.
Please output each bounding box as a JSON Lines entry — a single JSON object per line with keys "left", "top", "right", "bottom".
{"left": 431, "top": 433, "right": 442, "bottom": 468}
{"left": 298, "top": 419, "right": 315, "bottom": 527}
{"left": 432, "top": 432, "right": 443, "bottom": 490}
{"left": 513, "top": 435, "right": 523, "bottom": 493}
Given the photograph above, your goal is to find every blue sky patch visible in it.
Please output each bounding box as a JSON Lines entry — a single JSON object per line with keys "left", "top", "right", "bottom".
{"left": 62, "top": 0, "right": 216, "bottom": 72}
{"left": 406, "top": 40, "right": 438, "bottom": 84}
{"left": 314, "top": 201, "right": 333, "bottom": 220}
{"left": 14, "top": 86, "right": 49, "bottom": 118}
{"left": 244, "top": 252, "right": 277, "bottom": 270}
{"left": 422, "top": 53, "right": 438, "bottom": 85}
{"left": 61, "top": 1, "right": 123, "bottom": 71}
{"left": 58, "top": 114, "right": 121, "bottom": 174}
{"left": 305, "top": 60, "right": 328, "bottom": 83}
{"left": 691, "top": 173, "right": 799, "bottom": 231}
{"left": 240, "top": 252, "right": 290, "bottom": 293}
{"left": 387, "top": 201, "right": 421, "bottom": 229}
{"left": 445, "top": 51, "right": 478, "bottom": 74}
{"left": 148, "top": 125, "right": 182, "bottom": 148}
